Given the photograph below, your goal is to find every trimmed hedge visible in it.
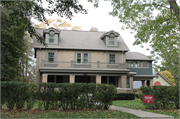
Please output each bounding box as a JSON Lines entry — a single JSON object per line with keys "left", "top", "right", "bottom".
{"left": 1, "top": 82, "right": 117, "bottom": 110}
{"left": 114, "top": 93, "right": 136, "bottom": 100}
{"left": 139, "top": 86, "right": 179, "bottom": 109}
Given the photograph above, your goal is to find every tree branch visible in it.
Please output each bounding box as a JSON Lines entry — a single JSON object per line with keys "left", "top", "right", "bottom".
{"left": 152, "top": 3, "right": 170, "bottom": 9}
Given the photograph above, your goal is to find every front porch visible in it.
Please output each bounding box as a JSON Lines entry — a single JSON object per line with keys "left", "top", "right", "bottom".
{"left": 41, "top": 74, "right": 134, "bottom": 93}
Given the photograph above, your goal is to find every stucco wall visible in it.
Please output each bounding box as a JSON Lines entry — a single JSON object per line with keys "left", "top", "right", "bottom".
{"left": 153, "top": 75, "right": 171, "bottom": 86}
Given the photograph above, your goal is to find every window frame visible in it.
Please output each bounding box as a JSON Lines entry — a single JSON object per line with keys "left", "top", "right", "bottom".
{"left": 109, "top": 36, "right": 115, "bottom": 46}
{"left": 48, "top": 52, "right": 55, "bottom": 63}
{"left": 49, "top": 31, "right": 55, "bottom": 43}
{"left": 109, "top": 54, "right": 116, "bottom": 64}
{"left": 75, "top": 51, "right": 90, "bottom": 64}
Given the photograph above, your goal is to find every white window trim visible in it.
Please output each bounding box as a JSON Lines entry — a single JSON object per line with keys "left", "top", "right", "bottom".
{"left": 128, "top": 61, "right": 149, "bottom": 68}
{"left": 75, "top": 51, "right": 90, "bottom": 64}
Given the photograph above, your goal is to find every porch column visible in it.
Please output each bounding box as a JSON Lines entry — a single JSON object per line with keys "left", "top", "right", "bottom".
{"left": 150, "top": 79, "right": 153, "bottom": 86}
{"left": 42, "top": 74, "right": 48, "bottom": 83}
{"left": 142, "top": 80, "right": 145, "bottom": 87}
{"left": 70, "top": 74, "right": 75, "bottom": 83}
{"left": 118, "top": 76, "right": 121, "bottom": 88}
{"left": 96, "top": 75, "right": 101, "bottom": 84}
{"left": 121, "top": 75, "right": 126, "bottom": 88}
{"left": 130, "top": 77, "right": 133, "bottom": 89}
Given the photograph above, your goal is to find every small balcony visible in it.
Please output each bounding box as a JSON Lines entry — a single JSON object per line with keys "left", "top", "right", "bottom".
{"left": 42, "top": 60, "right": 128, "bottom": 69}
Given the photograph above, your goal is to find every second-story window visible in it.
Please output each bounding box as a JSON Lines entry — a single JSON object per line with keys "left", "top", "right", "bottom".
{"left": 84, "top": 53, "right": 88, "bottom": 63}
{"left": 49, "top": 31, "right": 55, "bottom": 43}
{"left": 76, "top": 53, "right": 89, "bottom": 63}
{"left": 77, "top": 53, "right": 81, "bottom": 63}
{"left": 109, "top": 54, "right": 115, "bottom": 64}
{"left": 48, "top": 52, "right": 54, "bottom": 62}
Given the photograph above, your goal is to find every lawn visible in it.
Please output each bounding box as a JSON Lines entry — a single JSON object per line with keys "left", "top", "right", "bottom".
{"left": 1, "top": 101, "right": 139, "bottom": 118}
{"left": 112, "top": 98, "right": 180, "bottom": 119}
{"left": 1, "top": 110, "right": 139, "bottom": 118}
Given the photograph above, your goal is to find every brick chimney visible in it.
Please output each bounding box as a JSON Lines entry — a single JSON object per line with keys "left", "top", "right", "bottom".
{"left": 90, "top": 27, "right": 98, "bottom": 32}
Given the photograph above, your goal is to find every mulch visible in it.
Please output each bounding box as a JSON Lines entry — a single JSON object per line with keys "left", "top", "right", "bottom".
{"left": 1, "top": 108, "right": 111, "bottom": 113}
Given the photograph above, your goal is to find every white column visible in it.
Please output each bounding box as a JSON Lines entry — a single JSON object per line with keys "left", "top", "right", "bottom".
{"left": 150, "top": 79, "right": 153, "bottom": 86}
{"left": 130, "top": 77, "right": 133, "bottom": 89}
{"left": 118, "top": 76, "right": 121, "bottom": 88}
{"left": 96, "top": 75, "right": 101, "bottom": 84}
{"left": 42, "top": 74, "right": 48, "bottom": 83}
{"left": 142, "top": 80, "right": 145, "bottom": 87}
{"left": 70, "top": 74, "right": 75, "bottom": 83}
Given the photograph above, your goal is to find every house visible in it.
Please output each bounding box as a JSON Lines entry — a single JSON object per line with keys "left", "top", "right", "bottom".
{"left": 153, "top": 72, "right": 174, "bottom": 86}
{"left": 33, "top": 27, "right": 155, "bottom": 93}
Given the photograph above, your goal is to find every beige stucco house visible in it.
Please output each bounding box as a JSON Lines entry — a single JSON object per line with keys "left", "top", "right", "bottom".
{"left": 33, "top": 27, "right": 155, "bottom": 93}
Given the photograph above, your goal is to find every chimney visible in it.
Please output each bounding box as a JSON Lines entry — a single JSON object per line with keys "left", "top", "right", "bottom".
{"left": 90, "top": 27, "right": 98, "bottom": 32}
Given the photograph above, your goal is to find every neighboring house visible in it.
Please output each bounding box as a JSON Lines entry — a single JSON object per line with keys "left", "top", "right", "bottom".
{"left": 33, "top": 27, "right": 155, "bottom": 93}
{"left": 153, "top": 72, "right": 174, "bottom": 86}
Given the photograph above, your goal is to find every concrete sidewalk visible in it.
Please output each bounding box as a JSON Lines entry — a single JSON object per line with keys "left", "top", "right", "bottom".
{"left": 110, "top": 105, "right": 174, "bottom": 119}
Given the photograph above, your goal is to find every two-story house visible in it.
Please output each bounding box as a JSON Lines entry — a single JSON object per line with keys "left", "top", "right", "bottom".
{"left": 33, "top": 27, "right": 155, "bottom": 93}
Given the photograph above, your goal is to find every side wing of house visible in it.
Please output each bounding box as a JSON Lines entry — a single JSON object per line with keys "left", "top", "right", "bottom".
{"left": 153, "top": 72, "right": 174, "bottom": 86}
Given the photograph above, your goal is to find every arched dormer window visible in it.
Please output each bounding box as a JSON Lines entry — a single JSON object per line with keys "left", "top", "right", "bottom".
{"left": 100, "top": 30, "right": 119, "bottom": 47}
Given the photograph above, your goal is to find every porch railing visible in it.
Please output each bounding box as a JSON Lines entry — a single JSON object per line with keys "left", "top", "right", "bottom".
{"left": 42, "top": 60, "right": 128, "bottom": 69}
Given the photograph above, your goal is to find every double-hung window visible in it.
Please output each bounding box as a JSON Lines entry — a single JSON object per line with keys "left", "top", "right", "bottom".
{"left": 76, "top": 53, "right": 89, "bottom": 63}
{"left": 48, "top": 52, "right": 54, "bottom": 63}
{"left": 83, "top": 53, "right": 88, "bottom": 63}
{"left": 109, "top": 36, "right": 115, "bottom": 45}
{"left": 109, "top": 54, "right": 115, "bottom": 64}
{"left": 49, "top": 31, "right": 55, "bottom": 43}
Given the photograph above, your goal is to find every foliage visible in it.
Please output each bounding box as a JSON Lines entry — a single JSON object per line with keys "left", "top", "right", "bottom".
{"left": 159, "top": 70, "right": 176, "bottom": 86}
{"left": 1, "top": 82, "right": 117, "bottom": 110}
{"left": 1, "top": 110, "right": 139, "bottom": 118}
{"left": 139, "top": 86, "right": 179, "bottom": 109}
{"left": 114, "top": 93, "right": 137, "bottom": 100}
{"left": 1, "top": 81, "right": 38, "bottom": 109}
{"left": 89, "top": 0, "right": 180, "bottom": 83}
{"left": 34, "top": 18, "right": 82, "bottom": 30}
{"left": 1, "top": 0, "right": 87, "bottom": 81}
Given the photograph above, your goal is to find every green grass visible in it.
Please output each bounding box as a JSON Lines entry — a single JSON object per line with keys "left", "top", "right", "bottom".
{"left": 1, "top": 110, "right": 139, "bottom": 118}
{"left": 112, "top": 98, "right": 180, "bottom": 119}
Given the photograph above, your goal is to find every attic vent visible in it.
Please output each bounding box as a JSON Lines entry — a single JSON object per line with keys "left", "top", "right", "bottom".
{"left": 90, "top": 27, "right": 98, "bottom": 32}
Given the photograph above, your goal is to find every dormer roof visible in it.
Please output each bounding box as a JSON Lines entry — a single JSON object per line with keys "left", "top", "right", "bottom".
{"left": 100, "top": 30, "right": 120, "bottom": 39}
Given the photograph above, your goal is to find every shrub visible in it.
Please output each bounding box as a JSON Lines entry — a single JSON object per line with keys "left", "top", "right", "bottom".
{"left": 1, "top": 81, "right": 37, "bottom": 109}
{"left": 139, "top": 86, "right": 179, "bottom": 109}
{"left": 114, "top": 93, "right": 136, "bottom": 100}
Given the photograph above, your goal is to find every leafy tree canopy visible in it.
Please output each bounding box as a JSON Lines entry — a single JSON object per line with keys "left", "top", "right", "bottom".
{"left": 160, "top": 70, "right": 176, "bottom": 86}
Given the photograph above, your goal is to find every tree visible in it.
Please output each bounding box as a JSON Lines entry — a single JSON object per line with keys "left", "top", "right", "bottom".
{"left": 1, "top": 0, "right": 87, "bottom": 81}
{"left": 89, "top": 0, "right": 180, "bottom": 83}
{"left": 34, "top": 18, "right": 82, "bottom": 30}
{"left": 160, "top": 70, "right": 176, "bottom": 86}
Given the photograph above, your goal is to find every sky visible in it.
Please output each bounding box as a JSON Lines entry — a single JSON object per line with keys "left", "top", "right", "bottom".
{"left": 32, "top": 0, "right": 151, "bottom": 56}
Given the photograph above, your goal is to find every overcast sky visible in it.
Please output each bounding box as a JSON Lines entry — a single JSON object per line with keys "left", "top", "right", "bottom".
{"left": 32, "top": 0, "right": 151, "bottom": 56}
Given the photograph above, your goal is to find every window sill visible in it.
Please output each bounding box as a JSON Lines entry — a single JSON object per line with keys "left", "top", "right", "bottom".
{"left": 73, "top": 63, "right": 92, "bottom": 68}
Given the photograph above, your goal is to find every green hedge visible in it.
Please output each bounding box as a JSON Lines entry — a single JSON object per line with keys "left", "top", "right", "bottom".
{"left": 139, "top": 86, "right": 179, "bottom": 109}
{"left": 1, "top": 82, "right": 117, "bottom": 110}
{"left": 1, "top": 81, "right": 38, "bottom": 109}
{"left": 114, "top": 93, "right": 136, "bottom": 100}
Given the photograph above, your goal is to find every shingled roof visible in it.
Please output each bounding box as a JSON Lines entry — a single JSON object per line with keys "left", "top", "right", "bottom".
{"left": 126, "top": 52, "right": 154, "bottom": 61}
{"left": 33, "top": 28, "right": 130, "bottom": 51}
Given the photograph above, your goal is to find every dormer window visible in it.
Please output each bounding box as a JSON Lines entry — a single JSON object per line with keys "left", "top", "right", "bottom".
{"left": 49, "top": 31, "right": 55, "bottom": 43}
{"left": 100, "top": 30, "right": 119, "bottom": 47}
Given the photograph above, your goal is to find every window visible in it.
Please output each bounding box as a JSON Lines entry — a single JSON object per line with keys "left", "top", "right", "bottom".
{"left": 126, "top": 77, "right": 130, "bottom": 88}
{"left": 76, "top": 52, "right": 89, "bottom": 63}
{"left": 48, "top": 75, "right": 55, "bottom": 83}
{"left": 84, "top": 53, "right": 88, "bottom": 63}
{"left": 128, "top": 61, "right": 149, "bottom": 68}
{"left": 77, "top": 53, "right": 81, "bottom": 63}
{"left": 49, "top": 31, "right": 55, "bottom": 43}
{"left": 109, "top": 54, "right": 115, "bottom": 64}
{"left": 142, "top": 62, "right": 149, "bottom": 67}
{"left": 109, "top": 76, "right": 116, "bottom": 86}
{"left": 101, "top": 76, "right": 107, "bottom": 84}
{"left": 109, "top": 36, "right": 114, "bottom": 45}
{"left": 48, "top": 52, "right": 54, "bottom": 62}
